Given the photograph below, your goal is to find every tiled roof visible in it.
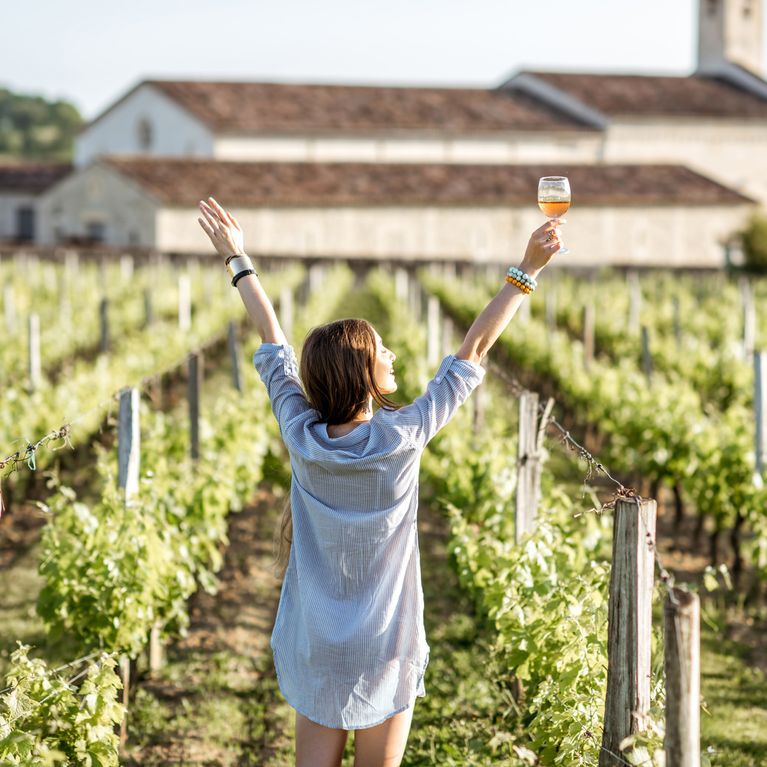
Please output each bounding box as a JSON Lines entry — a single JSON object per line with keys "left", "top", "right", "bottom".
{"left": 146, "top": 80, "right": 594, "bottom": 134}
{"left": 0, "top": 162, "right": 72, "bottom": 193}
{"left": 102, "top": 157, "right": 754, "bottom": 206}
{"left": 517, "top": 71, "right": 767, "bottom": 118}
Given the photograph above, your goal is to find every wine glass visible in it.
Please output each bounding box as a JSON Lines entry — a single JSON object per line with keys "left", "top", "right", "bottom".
{"left": 538, "top": 176, "right": 571, "bottom": 256}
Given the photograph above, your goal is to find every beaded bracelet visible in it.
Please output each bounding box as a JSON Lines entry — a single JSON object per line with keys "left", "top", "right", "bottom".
{"left": 505, "top": 274, "right": 534, "bottom": 294}
{"left": 506, "top": 266, "right": 537, "bottom": 291}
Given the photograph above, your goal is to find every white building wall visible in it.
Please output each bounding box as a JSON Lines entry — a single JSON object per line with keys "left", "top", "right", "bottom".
{"left": 213, "top": 132, "right": 602, "bottom": 164}
{"left": 157, "top": 202, "right": 752, "bottom": 268}
{"left": 0, "top": 192, "right": 38, "bottom": 241}
{"left": 75, "top": 84, "right": 215, "bottom": 167}
{"left": 604, "top": 118, "right": 767, "bottom": 205}
{"left": 37, "top": 164, "right": 157, "bottom": 247}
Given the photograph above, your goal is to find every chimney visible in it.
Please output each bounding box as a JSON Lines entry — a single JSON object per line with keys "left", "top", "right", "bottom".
{"left": 697, "top": 0, "right": 764, "bottom": 76}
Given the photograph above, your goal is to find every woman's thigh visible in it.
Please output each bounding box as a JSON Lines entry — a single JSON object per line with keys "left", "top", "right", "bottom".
{"left": 295, "top": 711, "right": 350, "bottom": 767}
{"left": 353, "top": 700, "right": 416, "bottom": 767}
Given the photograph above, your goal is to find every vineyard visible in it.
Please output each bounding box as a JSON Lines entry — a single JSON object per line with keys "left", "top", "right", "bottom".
{"left": 1, "top": 252, "right": 766, "bottom": 766}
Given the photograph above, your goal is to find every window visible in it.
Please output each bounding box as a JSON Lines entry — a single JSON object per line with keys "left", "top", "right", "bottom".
{"left": 137, "top": 118, "right": 153, "bottom": 150}
{"left": 16, "top": 207, "right": 35, "bottom": 240}
{"left": 86, "top": 221, "right": 106, "bottom": 243}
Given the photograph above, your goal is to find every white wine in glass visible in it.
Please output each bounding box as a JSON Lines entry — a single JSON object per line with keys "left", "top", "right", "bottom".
{"left": 538, "top": 176, "right": 571, "bottom": 255}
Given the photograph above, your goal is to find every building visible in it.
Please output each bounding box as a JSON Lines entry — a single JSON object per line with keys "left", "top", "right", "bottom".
{"left": 0, "top": 163, "right": 71, "bottom": 243}
{"left": 36, "top": 157, "right": 753, "bottom": 268}
{"left": 7, "top": 0, "right": 767, "bottom": 265}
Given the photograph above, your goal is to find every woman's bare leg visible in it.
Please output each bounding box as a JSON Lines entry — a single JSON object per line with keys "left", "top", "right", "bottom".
{"left": 295, "top": 711, "right": 350, "bottom": 767}
{"left": 352, "top": 700, "right": 416, "bottom": 767}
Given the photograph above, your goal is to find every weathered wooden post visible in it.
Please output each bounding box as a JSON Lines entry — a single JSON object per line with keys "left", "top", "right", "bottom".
{"left": 515, "top": 391, "right": 542, "bottom": 544}
{"left": 116, "top": 387, "right": 140, "bottom": 751}
{"left": 4, "top": 284, "right": 16, "bottom": 333}
{"left": 28, "top": 314, "right": 41, "bottom": 392}
{"left": 99, "top": 298, "right": 109, "bottom": 354}
{"left": 395, "top": 268, "right": 409, "bottom": 303}
{"left": 754, "top": 352, "right": 767, "bottom": 484}
{"left": 227, "top": 321, "right": 243, "bottom": 392}
{"left": 641, "top": 326, "right": 653, "bottom": 382}
{"left": 628, "top": 271, "right": 641, "bottom": 335}
{"left": 441, "top": 315, "right": 454, "bottom": 359}
{"left": 427, "top": 296, "right": 441, "bottom": 368}
{"left": 120, "top": 254, "right": 134, "bottom": 282}
{"left": 144, "top": 288, "right": 154, "bottom": 328}
{"left": 672, "top": 294, "right": 682, "bottom": 350}
{"left": 599, "top": 496, "right": 656, "bottom": 766}
{"left": 741, "top": 277, "right": 755, "bottom": 360}
{"left": 583, "top": 303, "right": 595, "bottom": 370}
{"left": 188, "top": 352, "right": 202, "bottom": 460}
{"left": 472, "top": 381, "right": 485, "bottom": 435}
{"left": 309, "top": 263, "right": 323, "bottom": 295}
{"left": 178, "top": 273, "right": 192, "bottom": 332}
{"left": 279, "top": 286, "right": 293, "bottom": 342}
{"left": 664, "top": 588, "right": 700, "bottom": 767}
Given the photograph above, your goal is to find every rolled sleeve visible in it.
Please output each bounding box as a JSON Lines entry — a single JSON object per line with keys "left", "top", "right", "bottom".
{"left": 253, "top": 342, "right": 313, "bottom": 434}
{"left": 392, "top": 354, "right": 486, "bottom": 448}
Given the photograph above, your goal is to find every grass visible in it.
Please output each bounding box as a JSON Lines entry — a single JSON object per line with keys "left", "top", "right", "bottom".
{"left": 700, "top": 618, "right": 767, "bottom": 766}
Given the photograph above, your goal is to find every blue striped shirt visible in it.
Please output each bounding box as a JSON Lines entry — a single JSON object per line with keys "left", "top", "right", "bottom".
{"left": 254, "top": 342, "right": 485, "bottom": 730}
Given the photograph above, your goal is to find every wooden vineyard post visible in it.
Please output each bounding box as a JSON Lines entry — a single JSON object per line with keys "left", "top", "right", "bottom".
{"left": 99, "top": 298, "right": 109, "bottom": 354}
{"left": 754, "top": 352, "right": 767, "bottom": 484}
{"left": 472, "top": 377, "right": 485, "bottom": 435}
{"left": 227, "top": 321, "right": 243, "bottom": 392}
{"left": 395, "top": 268, "right": 409, "bottom": 303}
{"left": 741, "top": 277, "right": 756, "bottom": 360}
{"left": 188, "top": 352, "right": 202, "bottom": 460}
{"left": 118, "top": 388, "right": 140, "bottom": 503}
{"left": 599, "top": 496, "right": 656, "bottom": 766}
{"left": 641, "top": 326, "right": 653, "bottom": 382}
{"left": 308, "top": 263, "right": 323, "bottom": 295}
{"left": 117, "top": 388, "right": 140, "bottom": 752}
{"left": 178, "top": 273, "right": 191, "bottom": 332}
{"left": 279, "top": 286, "right": 293, "bottom": 342}
{"left": 120, "top": 254, "right": 134, "bottom": 282}
{"left": 583, "top": 303, "right": 595, "bottom": 370}
{"left": 627, "top": 270, "right": 641, "bottom": 335}
{"left": 427, "top": 296, "right": 441, "bottom": 368}
{"left": 28, "top": 314, "right": 41, "bottom": 393}
{"left": 441, "top": 315, "right": 454, "bottom": 359}
{"left": 143, "top": 288, "right": 154, "bottom": 328}
{"left": 515, "top": 391, "right": 542, "bottom": 544}
{"left": 3, "top": 284, "right": 16, "bottom": 332}
{"left": 664, "top": 588, "right": 701, "bottom": 767}
{"left": 672, "top": 295, "right": 682, "bottom": 350}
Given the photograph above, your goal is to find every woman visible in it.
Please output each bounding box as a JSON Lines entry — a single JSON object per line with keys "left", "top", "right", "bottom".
{"left": 197, "top": 197, "right": 559, "bottom": 767}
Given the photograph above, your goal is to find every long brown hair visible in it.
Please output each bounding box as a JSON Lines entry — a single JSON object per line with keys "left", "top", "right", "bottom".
{"left": 273, "top": 318, "right": 400, "bottom": 576}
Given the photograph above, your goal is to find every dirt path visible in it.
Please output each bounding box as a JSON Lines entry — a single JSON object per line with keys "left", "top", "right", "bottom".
{"left": 123, "top": 484, "right": 295, "bottom": 767}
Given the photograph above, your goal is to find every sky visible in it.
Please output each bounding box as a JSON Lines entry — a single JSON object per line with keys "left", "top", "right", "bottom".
{"left": 3, "top": 0, "right": 766, "bottom": 120}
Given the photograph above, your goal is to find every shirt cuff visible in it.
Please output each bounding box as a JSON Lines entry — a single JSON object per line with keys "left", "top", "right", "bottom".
{"left": 434, "top": 354, "right": 486, "bottom": 385}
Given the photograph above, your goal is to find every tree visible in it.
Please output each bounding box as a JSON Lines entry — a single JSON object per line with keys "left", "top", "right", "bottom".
{"left": 0, "top": 86, "right": 83, "bottom": 162}
{"left": 740, "top": 212, "right": 767, "bottom": 273}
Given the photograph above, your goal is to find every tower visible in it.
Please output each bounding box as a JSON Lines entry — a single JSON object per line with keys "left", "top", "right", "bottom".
{"left": 697, "top": 0, "right": 764, "bottom": 76}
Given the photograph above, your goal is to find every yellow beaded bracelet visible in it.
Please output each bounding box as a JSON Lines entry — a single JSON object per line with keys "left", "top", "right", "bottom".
{"left": 505, "top": 274, "right": 533, "bottom": 294}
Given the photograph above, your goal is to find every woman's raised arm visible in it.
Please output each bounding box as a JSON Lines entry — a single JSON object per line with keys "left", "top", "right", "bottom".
{"left": 198, "top": 197, "right": 287, "bottom": 346}
{"left": 456, "top": 220, "right": 560, "bottom": 365}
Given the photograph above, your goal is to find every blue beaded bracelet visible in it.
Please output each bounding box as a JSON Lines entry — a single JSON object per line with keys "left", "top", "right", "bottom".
{"left": 506, "top": 266, "right": 537, "bottom": 290}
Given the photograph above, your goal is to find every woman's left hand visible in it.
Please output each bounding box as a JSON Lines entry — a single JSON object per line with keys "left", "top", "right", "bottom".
{"left": 197, "top": 197, "right": 245, "bottom": 259}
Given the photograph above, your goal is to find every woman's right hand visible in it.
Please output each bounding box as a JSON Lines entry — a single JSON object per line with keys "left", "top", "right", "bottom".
{"left": 519, "top": 220, "right": 562, "bottom": 275}
{"left": 197, "top": 197, "right": 245, "bottom": 261}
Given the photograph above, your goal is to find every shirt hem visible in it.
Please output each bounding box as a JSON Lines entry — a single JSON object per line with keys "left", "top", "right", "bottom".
{"left": 271, "top": 647, "right": 429, "bottom": 731}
